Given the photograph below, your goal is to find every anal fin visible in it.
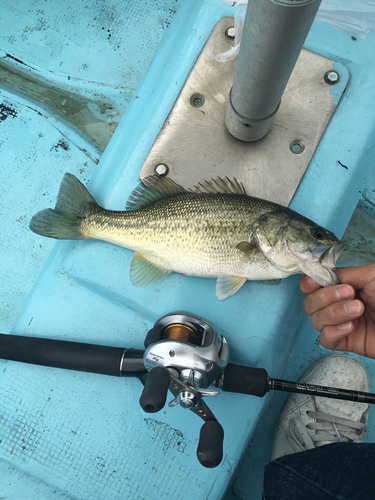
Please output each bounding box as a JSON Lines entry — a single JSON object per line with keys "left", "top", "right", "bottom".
{"left": 130, "top": 252, "right": 171, "bottom": 288}
{"left": 216, "top": 276, "right": 247, "bottom": 300}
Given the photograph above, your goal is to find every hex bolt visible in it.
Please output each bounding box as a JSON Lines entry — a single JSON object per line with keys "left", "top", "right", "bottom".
{"left": 154, "top": 163, "right": 169, "bottom": 176}
{"left": 324, "top": 70, "right": 339, "bottom": 85}
{"left": 225, "top": 27, "right": 235, "bottom": 40}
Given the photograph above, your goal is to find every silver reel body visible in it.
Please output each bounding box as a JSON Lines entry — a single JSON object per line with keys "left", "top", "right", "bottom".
{"left": 143, "top": 312, "right": 229, "bottom": 404}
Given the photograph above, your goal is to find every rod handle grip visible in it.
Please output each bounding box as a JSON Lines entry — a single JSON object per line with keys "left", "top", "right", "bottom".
{"left": 222, "top": 363, "right": 269, "bottom": 397}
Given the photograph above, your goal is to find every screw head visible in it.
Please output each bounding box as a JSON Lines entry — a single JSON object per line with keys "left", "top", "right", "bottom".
{"left": 190, "top": 93, "right": 205, "bottom": 108}
{"left": 225, "top": 27, "right": 235, "bottom": 40}
{"left": 169, "top": 350, "right": 175, "bottom": 357}
{"left": 290, "top": 140, "right": 305, "bottom": 154}
{"left": 154, "top": 163, "right": 169, "bottom": 176}
{"left": 324, "top": 70, "right": 339, "bottom": 85}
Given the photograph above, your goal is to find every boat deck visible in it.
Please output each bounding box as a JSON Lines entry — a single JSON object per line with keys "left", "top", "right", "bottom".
{"left": 1, "top": 1, "right": 374, "bottom": 498}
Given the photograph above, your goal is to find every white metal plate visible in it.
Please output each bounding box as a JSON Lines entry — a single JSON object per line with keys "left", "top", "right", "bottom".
{"left": 140, "top": 17, "right": 349, "bottom": 206}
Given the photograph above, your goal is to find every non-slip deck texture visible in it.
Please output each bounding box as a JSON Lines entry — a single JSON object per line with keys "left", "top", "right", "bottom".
{"left": 0, "top": 0, "right": 184, "bottom": 334}
{"left": 1, "top": 1, "right": 375, "bottom": 499}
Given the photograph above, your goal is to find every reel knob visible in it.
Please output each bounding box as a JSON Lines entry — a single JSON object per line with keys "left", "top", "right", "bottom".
{"left": 139, "top": 366, "right": 171, "bottom": 413}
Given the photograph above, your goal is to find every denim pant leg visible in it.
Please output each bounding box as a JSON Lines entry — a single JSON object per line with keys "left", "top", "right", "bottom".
{"left": 263, "top": 443, "right": 375, "bottom": 500}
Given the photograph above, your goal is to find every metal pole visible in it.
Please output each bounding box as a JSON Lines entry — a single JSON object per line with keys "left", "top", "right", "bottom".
{"left": 225, "top": 0, "right": 323, "bottom": 142}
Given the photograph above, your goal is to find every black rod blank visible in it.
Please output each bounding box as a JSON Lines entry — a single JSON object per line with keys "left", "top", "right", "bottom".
{"left": 0, "top": 334, "right": 145, "bottom": 377}
{"left": 269, "top": 378, "right": 375, "bottom": 405}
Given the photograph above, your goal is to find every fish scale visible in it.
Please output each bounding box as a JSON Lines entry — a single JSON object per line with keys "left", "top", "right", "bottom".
{"left": 81, "top": 194, "right": 254, "bottom": 273}
{"left": 29, "top": 173, "right": 343, "bottom": 300}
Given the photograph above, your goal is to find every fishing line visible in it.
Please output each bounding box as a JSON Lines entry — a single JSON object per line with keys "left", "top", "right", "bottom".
{"left": 163, "top": 323, "right": 197, "bottom": 344}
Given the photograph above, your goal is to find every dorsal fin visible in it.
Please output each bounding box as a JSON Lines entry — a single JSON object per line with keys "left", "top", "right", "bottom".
{"left": 142, "top": 175, "right": 187, "bottom": 195}
{"left": 126, "top": 175, "right": 246, "bottom": 211}
{"left": 126, "top": 183, "right": 164, "bottom": 210}
{"left": 126, "top": 175, "right": 187, "bottom": 210}
{"left": 191, "top": 177, "right": 247, "bottom": 195}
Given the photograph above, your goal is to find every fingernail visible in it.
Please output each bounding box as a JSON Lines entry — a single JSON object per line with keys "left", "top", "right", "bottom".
{"left": 344, "top": 300, "right": 361, "bottom": 315}
{"left": 336, "top": 285, "right": 353, "bottom": 300}
{"left": 337, "top": 321, "right": 353, "bottom": 331}
{"left": 303, "top": 276, "right": 319, "bottom": 289}
{"left": 305, "top": 276, "right": 316, "bottom": 285}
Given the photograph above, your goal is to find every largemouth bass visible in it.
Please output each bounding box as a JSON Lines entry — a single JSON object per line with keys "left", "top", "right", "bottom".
{"left": 29, "top": 173, "right": 344, "bottom": 300}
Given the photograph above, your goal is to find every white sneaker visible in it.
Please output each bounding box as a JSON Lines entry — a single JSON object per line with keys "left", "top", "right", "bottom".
{"left": 271, "top": 353, "right": 370, "bottom": 460}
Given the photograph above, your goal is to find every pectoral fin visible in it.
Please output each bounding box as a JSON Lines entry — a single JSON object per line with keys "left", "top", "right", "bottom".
{"left": 236, "top": 241, "right": 257, "bottom": 256}
{"left": 216, "top": 276, "right": 247, "bottom": 300}
{"left": 130, "top": 252, "right": 171, "bottom": 287}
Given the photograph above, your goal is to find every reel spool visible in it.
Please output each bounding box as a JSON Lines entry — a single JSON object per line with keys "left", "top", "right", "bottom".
{"left": 162, "top": 323, "right": 197, "bottom": 344}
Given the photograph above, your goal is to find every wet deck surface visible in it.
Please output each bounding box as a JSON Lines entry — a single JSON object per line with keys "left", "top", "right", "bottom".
{"left": 1, "top": 1, "right": 375, "bottom": 499}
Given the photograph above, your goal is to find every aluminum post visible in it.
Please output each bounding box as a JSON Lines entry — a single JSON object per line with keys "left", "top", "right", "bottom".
{"left": 225, "top": 0, "right": 323, "bottom": 142}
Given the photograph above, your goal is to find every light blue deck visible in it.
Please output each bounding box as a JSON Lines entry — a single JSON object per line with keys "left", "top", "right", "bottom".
{"left": 1, "top": 1, "right": 375, "bottom": 499}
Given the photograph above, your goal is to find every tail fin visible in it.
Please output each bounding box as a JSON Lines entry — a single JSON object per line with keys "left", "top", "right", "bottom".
{"left": 29, "top": 173, "right": 99, "bottom": 240}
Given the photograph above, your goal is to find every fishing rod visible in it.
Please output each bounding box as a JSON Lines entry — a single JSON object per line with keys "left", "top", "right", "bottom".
{"left": 1, "top": 312, "right": 375, "bottom": 468}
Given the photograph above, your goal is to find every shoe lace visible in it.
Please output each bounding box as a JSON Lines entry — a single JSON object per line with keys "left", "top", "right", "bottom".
{"left": 281, "top": 410, "right": 367, "bottom": 454}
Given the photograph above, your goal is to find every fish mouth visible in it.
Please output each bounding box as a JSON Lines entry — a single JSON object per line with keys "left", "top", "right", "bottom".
{"left": 314, "top": 242, "right": 346, "bottom": 267}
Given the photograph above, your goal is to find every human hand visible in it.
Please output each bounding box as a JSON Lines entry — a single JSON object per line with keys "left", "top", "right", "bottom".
{"left": 299, "top": 264, "right": 375, "bottom": 359}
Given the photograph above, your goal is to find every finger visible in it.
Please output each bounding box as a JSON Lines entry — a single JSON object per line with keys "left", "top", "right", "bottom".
{"left": 303, "top": 284, "right": 356, "bottom": 316}
{"left": 300, "top": 264, "right": 375, "bottom": 295}
{"left": 318, "top": 322, "right": 355, "bottom": 351}
{"left": 299, "top": 275, "right": 322, "bottom": 294}
{"left": 310, "top": 299, "right": 364, "bottom": 332}
{"left": 335, "top": 264, "right": 375, "bottom": 291}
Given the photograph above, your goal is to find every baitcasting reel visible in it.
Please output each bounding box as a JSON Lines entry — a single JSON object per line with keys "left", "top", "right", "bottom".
{"left": 139, "top": 313, "right": 229, "bottom": 468}
{"left": 2, "top": 312, "right": 375, "bottom": 468}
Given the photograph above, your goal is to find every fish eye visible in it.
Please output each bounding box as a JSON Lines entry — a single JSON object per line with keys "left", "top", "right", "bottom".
{"left": 310, "top": 226, "right": 326, "bottom": 240}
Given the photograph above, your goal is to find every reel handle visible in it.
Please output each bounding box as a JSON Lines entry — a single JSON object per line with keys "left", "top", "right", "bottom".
{"left": 139, "top": 366, "right": 171, "bottom": 413}
{"left": 197, "top": 420, "right": 224, "bottom": 468}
